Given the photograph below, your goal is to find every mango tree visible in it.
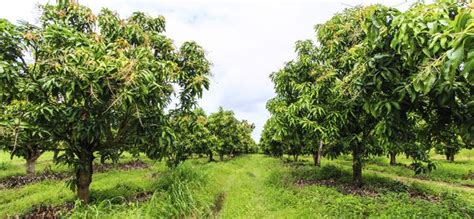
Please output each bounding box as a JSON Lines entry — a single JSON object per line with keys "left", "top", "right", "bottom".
{"left": 259, "top": 116, "right": 285, "bottom": 157}
{"left": 0, "top": 101, "right": 53, "bottom": 175}
{"left": 235, "top": 120, "right": 257, "bottom": 155}
{"left": 168, "top": 108, "right": 217, "bottom": 166}
{"left": 207, "top": 107, "right": 255, "bottom": 160}
{"left": 0, "top": 0, "right": 210, "bottom": 203}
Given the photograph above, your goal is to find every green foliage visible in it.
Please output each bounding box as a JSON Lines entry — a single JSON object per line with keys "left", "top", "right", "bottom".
{"left": 165, "top": 106, "right": 256, "bottom": 167}
{"left": 264, "top": 1, "right": 473, "bottom": 185}
{"left": 166, "top": 108, "right": 217, "bottom": 167}
{"left": 260, "top": 116, "right": 285, "bottom": 157}
{"left": 0, "top": 100, "right": 51, "bottom": 174}
{"left": 0, "top": 0, "right": 211, "bottom": 203}
{"left": 208, "top": 107, "right": 257, "bottom": 160}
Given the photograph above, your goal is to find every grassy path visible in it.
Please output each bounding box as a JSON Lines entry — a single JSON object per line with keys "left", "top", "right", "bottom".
{"left": 217, "top": 156, "right": 274, "bottom": 218}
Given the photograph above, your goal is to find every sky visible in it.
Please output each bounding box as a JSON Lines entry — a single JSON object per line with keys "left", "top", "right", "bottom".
{"left": 0, "top": 0, "right": 417, "bottom": 141}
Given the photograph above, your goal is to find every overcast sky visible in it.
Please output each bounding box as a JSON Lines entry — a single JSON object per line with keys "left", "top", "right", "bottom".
{"left": 1, "top": 0, "right": 417, "bottom": 141}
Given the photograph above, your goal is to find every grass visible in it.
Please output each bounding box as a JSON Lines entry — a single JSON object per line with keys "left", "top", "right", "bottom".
{"left": 325, "top": 150, "right": 474, "bottom": 186}
{"left": 0, "top": 152, "right": 68, "bottom": 179}
{"left": 1, "top": 151, "right": 473, "bottom": 218}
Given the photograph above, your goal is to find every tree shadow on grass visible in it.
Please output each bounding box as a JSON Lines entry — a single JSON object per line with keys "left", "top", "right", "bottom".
{"left": 289, "top": 164, "right": 443, "bottom": 202}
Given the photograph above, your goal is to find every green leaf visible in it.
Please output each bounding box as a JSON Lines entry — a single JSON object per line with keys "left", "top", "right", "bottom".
{"left": 447, "top": 45, "right": 464, "bottom": 61}
{"left": 422, "top": 48, "right": 431, "bottom": 57}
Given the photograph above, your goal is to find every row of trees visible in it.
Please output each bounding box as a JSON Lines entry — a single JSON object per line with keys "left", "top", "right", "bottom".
{"left": 0, "top": 0, "right": 256, "bottom": 204}
{"left": 261, "top": 0, "right": 473, "bottom": 186}
{"left": 167, "top": 107, "right": 257, "bottom": 167}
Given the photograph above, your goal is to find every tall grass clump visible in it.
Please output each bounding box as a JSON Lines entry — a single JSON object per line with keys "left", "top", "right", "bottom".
{"left": 67, "top": 164, "right": 215, "bottom": 218}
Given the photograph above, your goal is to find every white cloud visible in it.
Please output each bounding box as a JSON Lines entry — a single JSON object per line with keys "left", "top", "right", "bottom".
{"left": 1, "top": 0, "right": 418, "bottom": 141}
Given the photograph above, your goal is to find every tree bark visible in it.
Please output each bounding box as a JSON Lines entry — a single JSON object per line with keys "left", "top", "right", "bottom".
{"left": 352, "top": 147, "right": 363, "bottom": 187}
{"left": 293, "top": 154, "right": 298, "bottom": 162}
{"left": 446, "top": 153, "right": 455, "bottom": 162}
{"left": 219, "top": 153, "right": 224, "bottom": 161}
{"left": 76, "top": 150, "right": 94, "bottom": 204}
{"left": 317, "top": 141, "right": 323, "bottom": 166}
{"left": 312, "top": 152, "right": 319, "bottom": 166}
{"left": 389, "top": 151, "right": 397, "bottom": 166}
{"left": 445, "top": 147, "right": 455, "bottom": 162}
{"left": 26, "top": 156, "right": 38, "bottom": 176}
{"left": 208, "top": 152, "right": 215, "bottom": 162}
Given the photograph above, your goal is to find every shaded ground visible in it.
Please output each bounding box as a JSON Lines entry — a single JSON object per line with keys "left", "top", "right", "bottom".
{"left": 0, "top": 171, "right": 69, "bottom": 189}
{"left": 0, "top": 160, "right": 149, "bottom": 189}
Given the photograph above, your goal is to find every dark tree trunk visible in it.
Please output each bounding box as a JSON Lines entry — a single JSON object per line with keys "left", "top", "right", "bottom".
{"left": 445, "top": 147, "right": 455, "bottom": 162}
{"left": 312, "top": 152, "right": 319, "bottom": 166}
{"left": 208, "top": 152, "right": 215, "bottom": 162}
{"left": 446, "top": 153, "right": 455, "bottom": 162}
{"left": 352, "top": 147, "right": 363, "bottom": 187}
{"left": 389, "top": 151, "right": 397, "bottom": 166}
{"left": 219, "top": 153, "right": 224, "bottom": 161}
{"left": 293, "top": 154, "right": 298, "bottom": 162}
{"left": 76, "top": 150, "right": 94, "bottom": 204}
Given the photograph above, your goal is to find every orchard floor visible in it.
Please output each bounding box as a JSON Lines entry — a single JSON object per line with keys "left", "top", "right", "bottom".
{"left": 0, "top": 151, "right": 473, "bottom": 218}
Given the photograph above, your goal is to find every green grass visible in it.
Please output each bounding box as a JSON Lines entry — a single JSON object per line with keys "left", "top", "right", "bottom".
{"left": 0, "top": 152, "right": 68, "bottom": 179}
{"left": 0, "top": 151, "right": 157, "bottom": 180}
{"left": 1, "top": 151, "right": 474, "bottom": 218}
{"left": 324, "top": 150, "right": 474, "bottom": 186}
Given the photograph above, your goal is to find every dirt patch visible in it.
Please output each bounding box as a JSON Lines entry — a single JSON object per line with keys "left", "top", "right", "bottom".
{"left": 212, "top": 192, "right": 226, "bottom": 214}
{"left": 0, "top": 172, "right": 70, "bottom": 189}
{"left": 461, "top": 183, "right": 474, "bottom": 188}
{"left": 408, "top": 190, "right": 440, "bottom": 202}
{"left": 127, "top": 191, "right": 154, "bottom": 203}
{"left": 151, "top": 172, "right": 161, "bottom": 178}
{"left": 295, "top": 179, "right": 379, "bottom": 197}
{"left": 20, "top": 202, "right": 74, "bottom": 219}
{"left": 94, "top": 160, "right": 149, "bottom": 173}
{"left": 296, "top": 179, "right": 441, "bottom": 202}
{"left": 463, "top": 172, "right": 474, "bottom": 180}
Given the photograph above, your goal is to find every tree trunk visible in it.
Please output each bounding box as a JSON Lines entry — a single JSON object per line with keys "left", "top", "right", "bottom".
{"left": 219, "top": 153, "right": 224, "bottom": 161}
{"left": 26, "top": 156, "right": 38, "bottom": 176}
{"left": 317, "top": 141, "right": 323, "bottom": 166}
{"left": 25, "top": 150, "right": 42, "bottom": 176}
{"left": 76, "top": 150, "right": 94, "bottom": 204}
{"left": 352, "top": 147, "right": 363, "bottom": 187}
{"left": 208, "top": 152, "right": 214, "bottom": 162}
{"left": 293, "top": 154, "right": 298, "bottom": 162}
{"left": 389, "top": 151, "right": 397, "bottom": 166}
{"left": 446, "top": 153, "right": 455, "bottom": 162}
{"left": 312, "top": 152, "right": 319, "bottom": 166}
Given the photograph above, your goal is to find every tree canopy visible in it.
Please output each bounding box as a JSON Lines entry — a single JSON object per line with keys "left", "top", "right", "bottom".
{"left": 263, "top": 0, "right": 473, "bottom": 186}
{"left": 0, "top": 0, "right": 211, "bottom": 203}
